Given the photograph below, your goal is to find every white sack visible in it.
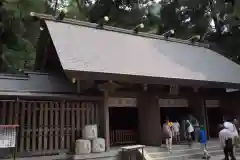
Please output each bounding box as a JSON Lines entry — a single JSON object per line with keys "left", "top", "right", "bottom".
{"left": 75, "top": 139, "right": 91, "bottom": 154}
{"left": 83, "top": 124, "right": 98, "bottom": 140}
{"left": 92, "top": 138, "right": 105, "bottom": 153}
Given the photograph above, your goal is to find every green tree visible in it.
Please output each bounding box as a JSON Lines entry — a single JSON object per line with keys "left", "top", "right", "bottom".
{"left": 1, "top": 0, "right": 240, "bottom": 74}
{"left": 207, "top": 0, "right": 240, "bottom": 62}
{"left": 150, "top": 0, "right": 240, "bottom": 63}
{"left": 0, "top": 0, "right": 48, "bottom": 73}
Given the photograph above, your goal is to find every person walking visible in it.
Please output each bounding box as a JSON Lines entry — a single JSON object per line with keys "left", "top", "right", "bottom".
{"left": 173, "top": 121, "right": 180, "bottom": 144}
{"left": 233, "top": 118, "right": 239, "bottom": 148}
{"left": 199, "top": 125, "right": 210, "bottom": 159}
{"left": 185, "top": 120, "right": 194, "bottom": 147}
{"left": 163, "top": 119, "right": 173, "bottom": 152}
{"left": 233, "top": 119, "right": 239, "bottom": 134}
{"left": 224, "top": 120, "right": 239, "bottom": 156}
{"left": 219, "top": 124, "right": 236, "bottom": 160}
{"left": 189, "top": 114, "right": 200, "bottom": 142}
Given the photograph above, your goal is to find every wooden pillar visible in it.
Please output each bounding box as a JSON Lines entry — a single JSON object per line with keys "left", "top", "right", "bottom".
{"left": 189, "top": 89, "right": 205, "bottom": 124}
{"left": 188, "top": 89, "right": 208, "bottom": 139}
{"left": 232, "top": 93, "right": 240, "bottom": 120}
{"left": 103, "top": 90, "right": 110, "bottom": 151}
{"left": 137, "top": 92, "right": 161, "bottom": 146}
{"left": 98, "top": 81, "right": 119, "bottom": 151}
{"left": 77, "top": 79, "right": 81, "bottom": 93}
{"left": 201, "top": 99, "right": 208, "bottom": 134}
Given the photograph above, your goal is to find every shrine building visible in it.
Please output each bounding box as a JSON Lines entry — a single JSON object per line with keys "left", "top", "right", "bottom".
{"left": 1, "top": 12, "right": 240, "bottom": 156}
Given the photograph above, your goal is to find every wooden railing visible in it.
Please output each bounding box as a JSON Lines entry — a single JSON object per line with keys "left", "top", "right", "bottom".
{"left": 0, "top": 99, "right": 100, "bottom": 155}
{"left": 110, "top": 129, "right": 137, "bottom": 146}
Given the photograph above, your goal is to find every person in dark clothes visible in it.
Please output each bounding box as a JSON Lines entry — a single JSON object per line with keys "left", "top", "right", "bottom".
{"left": 219, "top": 124, "right": 236, "bottom": 160}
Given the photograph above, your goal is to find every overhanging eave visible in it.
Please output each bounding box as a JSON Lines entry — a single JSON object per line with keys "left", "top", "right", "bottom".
{"left": 65, "top": 70, "right": 240, "bottom": 89}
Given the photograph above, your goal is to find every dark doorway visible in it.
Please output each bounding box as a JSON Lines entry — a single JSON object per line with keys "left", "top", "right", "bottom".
{"left": 206, "top": 107, "right": 222, "bottom": 138}
{"left": 160, "top": 107, "right": 190, "bottom": 125}
{"left": 160, "top": 107, "right": 191, "bottom": 142}
{"left": 109, "top": 107, "right": 138, "bottom": 146}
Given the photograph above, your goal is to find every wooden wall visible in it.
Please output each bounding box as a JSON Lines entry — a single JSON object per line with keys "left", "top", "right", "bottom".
{"left": 0, "top": 99, "right": 100, "bottom": 155}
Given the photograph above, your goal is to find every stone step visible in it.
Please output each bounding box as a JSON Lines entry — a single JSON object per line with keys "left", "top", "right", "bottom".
{"left": 144, "top": 141, "right": 222, "bottom": 160}
{"left": 148, "top": 146, "right": 221, "bottom": 159}
{"left": 145, "top": 142, "right": 220, "bottom": 153}
{"left": 151, "top": 150, "right": 222, "bottom": 160}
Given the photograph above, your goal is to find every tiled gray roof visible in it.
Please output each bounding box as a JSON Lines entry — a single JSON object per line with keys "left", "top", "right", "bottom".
{"left": 44, "top": 19, "right": 240, "bottom": 85}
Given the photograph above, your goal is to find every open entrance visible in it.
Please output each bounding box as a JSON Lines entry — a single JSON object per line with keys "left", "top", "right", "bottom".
{"left": 205, "top": 100, "right": 222, "bottom": 138}
{"left": 206, "top": 108, "right": 222, "bottom": 138}
{"left": 159, "top": 99, "right": 190, "bottom": 142}
{"left": 108, "top": 98, "right": 138, "bottom": 146}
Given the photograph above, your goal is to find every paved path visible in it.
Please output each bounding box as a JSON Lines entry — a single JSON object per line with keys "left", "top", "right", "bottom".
{"left": 189, "top": 153, "right": 240, "bottom": 160}
{"left": 5, "top": 154, "right": 71, "bottom": 160}
{"left": 7, "top": 154, "right": 240, "bottom": 160}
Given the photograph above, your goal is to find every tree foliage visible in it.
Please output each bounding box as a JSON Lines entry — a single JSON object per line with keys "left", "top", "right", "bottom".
{"left": 0, "top": 0, "right": 45, "bottom": 73}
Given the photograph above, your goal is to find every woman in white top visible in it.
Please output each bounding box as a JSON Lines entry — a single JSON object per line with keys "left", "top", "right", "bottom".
{"left": 173, "top": 121, "right": 180, "bottom": 144}
{"left": 219, "top": 124, "right": 236, "bottom": 160}
{"left": 224, "top": 120, "right": 239, "bottom": 155}
{"left": 186, "top": 120, "right": 194, "bottom": 147}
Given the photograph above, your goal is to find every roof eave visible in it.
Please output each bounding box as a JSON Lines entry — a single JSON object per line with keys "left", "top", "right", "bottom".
{"left": 65, "top": 70, "right": 240, "bottom": 89}
{"left": 0, "top": 90, "right": 101, "bottom": 101}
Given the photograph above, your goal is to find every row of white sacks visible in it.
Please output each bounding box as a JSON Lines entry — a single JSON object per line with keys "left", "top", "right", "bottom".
{"left": 75, "top": 124, "right": 105, "bottom": 154}
{"left": 75, "top": 138, "right": 105, "bottom": 154}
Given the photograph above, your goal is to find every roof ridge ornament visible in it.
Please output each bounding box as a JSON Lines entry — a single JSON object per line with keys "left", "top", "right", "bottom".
{"left": 188, "top": 35, "right": 201, "bottom": 43}
{"left": 96, "top": 16, "right": 110, "bottom": 29}
{"left": 162, "top": 30, "right": 175, "bottom": 39}
{"left": 30, "top": 12, "right": 210, "bottom": 48}
{"left": 133, "top": 23, "right": 144, "bottom": 34}
{"left": 29, "top": 12, "right": 40, "bottom": 21}
{"left": 55, "top": 8, "right": 68, "bottom": 21}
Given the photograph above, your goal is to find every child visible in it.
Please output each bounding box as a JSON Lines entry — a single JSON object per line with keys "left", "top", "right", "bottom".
{"left": 199, "top": 125, "right": 210, "bottom": 159}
